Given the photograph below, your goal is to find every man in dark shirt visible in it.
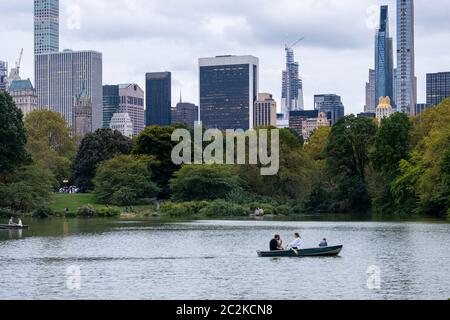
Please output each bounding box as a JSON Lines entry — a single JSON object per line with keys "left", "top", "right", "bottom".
{"left": 270, "top": 235, "right": 283, "bottom": 251}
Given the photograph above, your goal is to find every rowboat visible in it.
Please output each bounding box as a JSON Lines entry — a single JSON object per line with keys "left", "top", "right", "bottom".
{"left": 0, "top": 224, "right": 29, "bottom": 230}
{"left": 257, "top": 245, "right": 343, "bottom": 258}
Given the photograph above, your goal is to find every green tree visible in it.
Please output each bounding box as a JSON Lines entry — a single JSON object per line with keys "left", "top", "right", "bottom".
{"left": 0, "top": 162, "right": 55, "bottom": 212}
{"left": 25, "top": 110, "right": 78, "bottom": 186}
{"left": 94, "top": 155, "right": 160, "bottom": 206}
{"left": 325, "top": 116, "right": 378, "bottom": 213}
{"left": 170, "top": 164, "right": 241, "bottom": 201}
{"left": 370, "top": 113, "right": 412, "bottom": 214}
{"left": 134, "top": 125, "right": 184, "bottom": 197}
{"left": 72, "top": 129, "right": 133, "bottom": 191}
{"left": 0, "top": 92, "right": 28, "bottom": 180}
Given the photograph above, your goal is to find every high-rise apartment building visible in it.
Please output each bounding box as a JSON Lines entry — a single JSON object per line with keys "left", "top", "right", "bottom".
{"left": 254, "top": 93, "right": 277, "bottom": 127}
{"left": 396, "top": 0, "right": 416, "bottom": 115}
{"left": 103, "top": 85, "right": 120, "bottom": 128}
{"left": 375, "top": 5, "right": 395, "bottom": 108}
{"left": 199, "top": 55, "right": 259, "bottom": 130}
{"left": 35, "top": 50, "right": 103, "bottom": 130}
{"left": 119, "top": 83, "right": 145, "bottom": 136}
{"left": 34, "top": 0, "right": 59, "bottom": 55}
{"left": 281, "top": 47, "right": 304, "bottom": 118}
{"left": 365, "top": 69, "right": 376, "bottom": 113}
{"left": 145, "top": 72, "right": 171, "bottom": 126}
{"left": 426, "top": 72, "right": 450, "bottom": 107}
{"left": 314, "top": 94, "right": 345, "bottom": 125}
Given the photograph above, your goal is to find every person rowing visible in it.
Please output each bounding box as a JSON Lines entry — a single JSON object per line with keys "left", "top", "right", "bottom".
{"left": 17, "top": 219, "right": 23, "bottom": 227}
{"left": 270, "top": 235, "right": 284, "bottom": 251}
{"left": 8, "top": 217, "right": 15, "bottom": 225}
{"left": 288, "top": 233, "right": 303, "bottom": 250}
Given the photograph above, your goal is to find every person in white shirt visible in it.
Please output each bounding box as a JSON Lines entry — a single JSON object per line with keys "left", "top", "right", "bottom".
{"left": 17, "top": 219, "right": 23, "bottom": 227}
{"left": 289, "top": 233, "right": 303, "bottom": 250}
{"left": 8, "top": 217, "right": 15, "bottom": 225}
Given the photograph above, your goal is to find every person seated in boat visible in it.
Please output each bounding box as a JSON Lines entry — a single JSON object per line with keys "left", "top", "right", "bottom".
{"left": 8, "top": 217, "right": 15, "bottom": 225}
{"left": 319, "top": 238, "right": 328, "bottom": 247}
{"left": 288, "top": 233, "right": 303, "bottom": 250}
{"left": 270, "top": 235, "right": 284, "bottom": 251}
{"left": 17, "top": 219, "right": 23, "bottom": 227}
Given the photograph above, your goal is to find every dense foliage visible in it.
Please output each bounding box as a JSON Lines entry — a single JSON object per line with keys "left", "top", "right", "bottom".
{"left": 0, "top": 92, "right": 29, "bottom": 179}
{"left": 94, "top": 155, "right": 160, "bottom": 206}
{"left": 72, "top": 129, "right": 133, "bottom": 191}
{"left": 25, "top": 110, "right": 78, "bottom": 186}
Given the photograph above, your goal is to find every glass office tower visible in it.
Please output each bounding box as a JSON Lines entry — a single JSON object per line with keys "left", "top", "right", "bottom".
{"left": 199, "top": 55, "right": 259, "bottom": 130}
{"left": 314, "top": 94, "right": 345, "bottom": 125}
{"left": 375, "top": 5, "right": 394, "bottom": 108}
{"left": 426, "top": 72, "right": 450, "bottom": 107}
{"left": 102, "top": 85, "right": 120, "bottom": 128}
{"left": 145, "top": 72, "right": 172, "bottom": 126}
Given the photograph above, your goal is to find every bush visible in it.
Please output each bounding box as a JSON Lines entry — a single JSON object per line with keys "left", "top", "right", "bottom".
{"left": 32, "top": 206, "right": 54, "bottom": 219}
{"left": 0, "top": 208, "right": 13, "bottom": 218}
{"left": 159, "top": 201, "right": 209, "bottom": 217}
{"left": 96, "top": 207, "right": 121, "bottom": 217}
{"left": 199, "top": 200, "right": 250, "bottom": 217}
{"left": 77, "top": 205, "right": 96, "bottom": 218}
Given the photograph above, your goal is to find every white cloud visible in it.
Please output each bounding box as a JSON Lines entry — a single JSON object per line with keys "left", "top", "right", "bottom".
{"left": 1, "top": 0, "right": 449, "bottom": 114}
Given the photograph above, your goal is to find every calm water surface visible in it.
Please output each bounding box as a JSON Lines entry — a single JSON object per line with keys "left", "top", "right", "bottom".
{"left": 0, "top": 217, "right": 449, "bottom": 300}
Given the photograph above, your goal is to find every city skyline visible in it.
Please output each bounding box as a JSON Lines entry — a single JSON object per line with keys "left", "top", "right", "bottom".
{"left": 1, "top": 0, "right": 450, "bottom": 115}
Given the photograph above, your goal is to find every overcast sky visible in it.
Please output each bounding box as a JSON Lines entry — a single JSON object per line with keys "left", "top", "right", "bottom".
{"left": 1, "top": 0, "right": 449, "bottom": 114}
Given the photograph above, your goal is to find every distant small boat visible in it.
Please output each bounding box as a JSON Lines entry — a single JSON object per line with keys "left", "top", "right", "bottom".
{"left": 257, "top": 245, "right": 343, "bottom": 258}
{"left": 0, "top": 224, "right": 29, "bottom": 230}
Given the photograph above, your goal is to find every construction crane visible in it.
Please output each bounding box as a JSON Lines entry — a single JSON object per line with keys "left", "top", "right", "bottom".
{"left": 285, "top": 37, "right": 305, "bottom": 50}
{"left": 16, "top": 48, "right": 23, "bottom": 70}
{"left": 8, "top": 48, "right": 23, "bottom": 81}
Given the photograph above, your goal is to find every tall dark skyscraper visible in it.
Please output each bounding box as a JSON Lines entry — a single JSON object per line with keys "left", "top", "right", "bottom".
{"left": 102, "top": 85, "right": 120, "bottom": 128}
{"left": 34, "top": 0, "right": 59, "bottom": 55}
{"left": 375, "top": 5, "right": 394, "bottom": 108}
{"left": 396, "top": 0, "right": 416, "bottom": 115}
{"left": 314, "top": 94, "right": 345, "bottom": 125}
{"left": 427, "top": 72, "right": 450, "bottom": 107}
{"left": 199, "top": 55, "right": 259, "bottom": 130}
{"left": 145, "top": 72, "right": 172, "bottom": 126}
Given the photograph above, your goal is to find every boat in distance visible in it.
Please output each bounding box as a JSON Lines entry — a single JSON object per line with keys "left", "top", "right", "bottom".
{"left": 0, "top": 224, "right": 29, "bottom": 230}
{"left": 257, "top": 245, "right": 343, "bottom": 258}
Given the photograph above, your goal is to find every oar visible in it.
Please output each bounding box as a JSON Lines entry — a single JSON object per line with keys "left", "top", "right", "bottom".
{"left": 291, "top": 248, "right": 299, "bottom": 256}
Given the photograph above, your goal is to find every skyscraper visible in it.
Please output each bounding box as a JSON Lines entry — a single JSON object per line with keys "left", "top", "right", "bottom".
{"left": 426, "top": 72, "right": 450, "bottom": 107}
{"left": 35, "top": 50, "right": 103, "bottom": 130}
{"left": 314, "top": 94, "right": 345, "bottom": 125}
{"left": 145, "top": 72, "right": 172, "bottom": 126}
{"left": 103, "top": 85, "right": 120, "bottom": 128}
{"left": 281, "top": 47, "right": 304, "bottom": 118}
{"left": 34, "top": 0, "right": 59, "bottom": 55}
{"left": 171, "top": 96, "right": 199, "bottom": 129}
{"left": 375, "top": 5, "right": 395, "bottom": 108}
{"left": 74, "top": 83, "right": 93, "bottom": 137}
{"left": 254, "top": 93, "right": 277, "bottom": 128}
{"left": 199, "top": 55, "right": 259, "bottom": 130}
{"left": 119, "top": 83, "right": 145, "bottom": 136}
{"left": 0, "top": 61, "right": 7, "bottom": 91}
{"left": 396, "top": 0, "right": 416, "bottom": 115}
{"left": 365, "top": 69, "right": 376, "bottom": 113}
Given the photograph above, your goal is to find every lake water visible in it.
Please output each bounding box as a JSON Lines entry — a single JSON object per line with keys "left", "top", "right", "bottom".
{"left": 0, "top": 217, "right": 449, "bottom": 300}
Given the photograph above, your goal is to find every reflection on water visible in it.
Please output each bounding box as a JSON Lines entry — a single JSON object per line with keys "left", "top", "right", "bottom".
{"left": 0, "top": 218, "right": 449, "bottom": 300}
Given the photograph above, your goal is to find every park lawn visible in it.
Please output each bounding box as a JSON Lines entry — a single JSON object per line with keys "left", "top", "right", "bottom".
{"left": 49, "top": 193, "right": 108, "bottom": 212}
{"left": 49, "top": 193, "right": 155, "bottom": 213}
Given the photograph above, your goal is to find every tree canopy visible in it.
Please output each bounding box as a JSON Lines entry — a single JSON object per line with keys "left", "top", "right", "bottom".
{"left": 94, "top": 155, "right": 160, "bottom": 206}
{"left": 0, "top": 92, "right": 28, "bottom": 179}
{"left": 72, "top": 129, "right": 133, "bottom": 191}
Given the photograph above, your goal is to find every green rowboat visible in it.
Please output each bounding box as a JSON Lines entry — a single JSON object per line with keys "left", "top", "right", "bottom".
{"left": 257, "top": 245, "right": 343, "bottom": 258}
